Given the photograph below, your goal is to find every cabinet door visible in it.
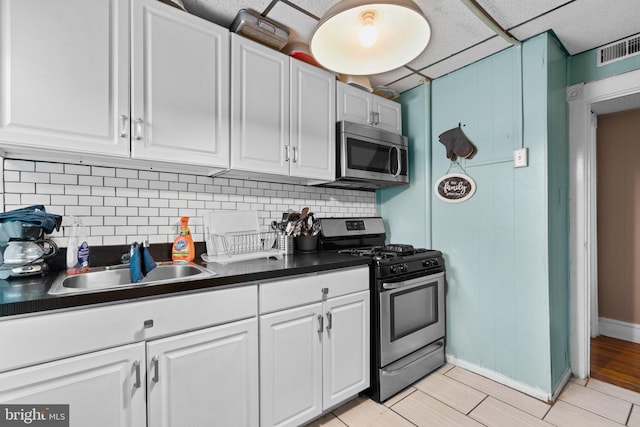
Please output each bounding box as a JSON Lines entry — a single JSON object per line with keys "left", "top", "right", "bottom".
{"left": 231, "top": 34, "right": 290, "bottom": 175}
{"left": 336, "top": 81, "right": 373, "bottom": 126}
{"left": 131, "top": 0, "right": 230, "bottom": 168}
{"left": 374, "top": 97, "right": 402, "bottom": 134}
{"left": 0, "top": 343, "right": 146, "bottom": 427}
{"left": 323, "top": 290, "right": 370, "bottom": 409}
{"left": 147, "top": 318, "right": 259, "bottom": 427}
{"left": 290, "top": 59, "right": 335, "bottom": 181}
{"left": 0, "top": 0, "right": 129, "bottom": 157}
{"left": 260, "top": 303, "right": 322, "bottom": 427}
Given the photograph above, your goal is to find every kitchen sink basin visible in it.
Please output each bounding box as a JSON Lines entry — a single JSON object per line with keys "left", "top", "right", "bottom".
{"left": 48, "top": 262, "right": 216, "bottom": 295}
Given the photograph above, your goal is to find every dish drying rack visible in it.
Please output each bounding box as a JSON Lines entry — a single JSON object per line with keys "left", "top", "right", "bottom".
{"left": 201, "top": 211, "right": 283, "bottom": 264}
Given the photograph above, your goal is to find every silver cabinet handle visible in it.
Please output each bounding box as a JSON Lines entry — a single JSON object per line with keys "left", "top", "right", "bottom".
{"left": 374, "top": 111, "right": 380, "bottom": 125}
{"left": 151, "top": 356, "right": 159, "bottom": 383}
{"left": 326, "top": 312, "right": 332, "bottom": 330}
{"left": 133, "top": 360, "right": 141, "bottom": 388}
{"left": 284, "top": 145, "right": 290, "bottom": 161}
{"left": 134, "top": 118, "right": 143, "bottom": 141}
{"left": 292, "top": 146, "right": 298, "bottom": 163}
{"left": 368, "top": 111, "right": 375, "bottom": 125}
{"left": 119, "top": 115, "right": 129, "bottom": 138}
{"left": 321, "top": 287, "right": 329, "bottom": 301}
{"left": 317, "top": 314, "right": 324, "bottom": 334}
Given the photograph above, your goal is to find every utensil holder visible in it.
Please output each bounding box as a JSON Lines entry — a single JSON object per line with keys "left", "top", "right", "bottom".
{"left": 295, "top": 235, "right": 318, "bottom": 252}
{"left": 278, "top": 234, "right": 294, "bottom": 255}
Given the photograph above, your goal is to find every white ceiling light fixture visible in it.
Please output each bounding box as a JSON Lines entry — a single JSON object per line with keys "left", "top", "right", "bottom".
{"left": 310, "top": 0, "right": 430, "bottom": 75}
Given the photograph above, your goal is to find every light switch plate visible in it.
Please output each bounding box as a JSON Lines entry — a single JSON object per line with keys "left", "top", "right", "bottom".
{"left": 514, "top": 148, "right": 528, "bottom": 168}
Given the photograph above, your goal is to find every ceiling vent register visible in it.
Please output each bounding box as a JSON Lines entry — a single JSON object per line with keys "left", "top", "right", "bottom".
{"left": 597, "top": 33, "right": 640, "bottom": 67}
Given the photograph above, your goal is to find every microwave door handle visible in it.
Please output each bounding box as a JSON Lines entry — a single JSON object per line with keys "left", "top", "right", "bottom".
{"left": 389, "top": 146, "right": 401, "bottom": 177}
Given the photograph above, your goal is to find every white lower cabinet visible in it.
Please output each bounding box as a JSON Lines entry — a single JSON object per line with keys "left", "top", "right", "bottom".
{"left": 146, "top": 317, "right": 259, "bottom": 427}
{"left": 0, "top": 285, "right": 259, "bottom": 427}
{"left": 259, "top": 267, "right": 370, "bottom": 427}
{"left": 0, "top": 342, "right": 147, "bottom": 427}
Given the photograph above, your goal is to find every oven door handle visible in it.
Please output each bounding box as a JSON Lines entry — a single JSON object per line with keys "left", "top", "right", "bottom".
{"left": 382, "top": 272, "right": 444, "bottom": 290}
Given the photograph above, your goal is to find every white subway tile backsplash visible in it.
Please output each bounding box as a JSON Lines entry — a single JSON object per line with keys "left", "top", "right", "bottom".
{"left": 65, "top": 185, "right": 91, "bottom": 195}
{"left": 150, "top": 181, "right": 170, "bottom": 190}
{"left": 37, "top": 183, "right": 65, "bottom": 195}
{"left": 3, "top": 159, "right": 377, "bottom": 246}
{"left": 35, "top": 162, "right": 64, "bottom": 173}
{"left": 5, "top": 182, "right": 35, "bottom": 193}
{"left": 79, "top": 175, "right": 104, "bottom": 186}
{"left": 159, "top": 172, "right": 178, "bottom": 182}
{"left": 22, "top": 194, "right": 50, "bottom": 205}
{"left": 104, "top": 177, "right": 127, "bottom": 187}
{"left": 51, "top": 173, "right": 78, "bottom": 185}
{"left": 116, "top": 168, "right": 138, "bottom": 179}
{"left": 139, "top": 171, "right": 159, "bottom": 180}
{"left": 91, "top": 166, "right": 116, "bottom": 177}
{"left": 65, "top": 206, "right": 92, "bottom": 216}
{"left": 21, "top": 172, "right": 50, "bottom": 183}
{"left": 5, "top": 159, "right": 35, "bottom": 171}
{"left": 65, "top": 164, "right": 91, "bottom": 175}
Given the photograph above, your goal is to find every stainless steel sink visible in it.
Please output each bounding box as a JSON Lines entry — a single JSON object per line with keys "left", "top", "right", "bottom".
{"left": 48, "top": 262, "right": 216, "bottom": 295}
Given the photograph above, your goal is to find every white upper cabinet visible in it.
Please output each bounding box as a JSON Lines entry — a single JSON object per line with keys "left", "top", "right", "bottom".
{"left": 0, "top": 0, "right": 130, "bottom": 157}
{"left": 131, "top": 0, "right": 229, "bottom": 168}
{"left": 337, "top": 81, "right": 402, "bottom": 134}
{"left": 0, "top": 0, "right": 230, "bottom": 170}
{"left": 290, "top": 59, "right": 336, "bottom": 181}
{"left": 231, "top": 34, "right": 336, "bottom": 182}
{"left": 231, "top": 34, "right": 290, "bottom": 176}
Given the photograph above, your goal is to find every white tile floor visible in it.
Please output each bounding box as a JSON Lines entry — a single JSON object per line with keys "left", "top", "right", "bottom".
{"left": 306, "top": 364, "right": 640, "bottom": 426}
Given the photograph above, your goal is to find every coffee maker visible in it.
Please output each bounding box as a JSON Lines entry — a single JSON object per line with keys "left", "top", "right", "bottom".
{"left": 0, "top": 222, "right": 58, "bottom": 278}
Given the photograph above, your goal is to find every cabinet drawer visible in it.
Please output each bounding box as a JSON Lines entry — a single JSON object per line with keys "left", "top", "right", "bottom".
{"left": 0, "top": 284, "right": 257, "bottom": 372}
{"left": 259, "top": 266, "right": 369, "bottom": 314}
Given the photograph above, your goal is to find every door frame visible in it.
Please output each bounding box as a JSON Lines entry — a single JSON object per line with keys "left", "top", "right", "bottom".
{"left": 567, "top": 68, "right": 640, "bottom": 378}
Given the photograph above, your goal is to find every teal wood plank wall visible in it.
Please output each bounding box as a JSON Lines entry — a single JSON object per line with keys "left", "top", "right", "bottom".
{"left": 569, "top": 46, "right": 640, "bottom": 85}
{"left": 378, "top": 32, "right": 570, "bottom": 396}
{"left": 377, "top": 84, "right": 431, "bottom": 248}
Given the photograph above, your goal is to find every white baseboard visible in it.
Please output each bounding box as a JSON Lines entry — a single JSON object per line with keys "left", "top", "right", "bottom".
{"left": 599, "top": 317, "right": 640, "bottom": 344}
{"left": 445, "top": 355, "right": 570, "bottom": 402}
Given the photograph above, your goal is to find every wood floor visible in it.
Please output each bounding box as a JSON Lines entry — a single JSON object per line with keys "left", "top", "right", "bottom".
{"left": 591, "top": 335, "right": 640, "bottom": 393}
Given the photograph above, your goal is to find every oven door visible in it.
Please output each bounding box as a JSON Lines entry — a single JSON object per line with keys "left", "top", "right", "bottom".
{"left": 379, "top": 272, "right": 445, "bottom": 367}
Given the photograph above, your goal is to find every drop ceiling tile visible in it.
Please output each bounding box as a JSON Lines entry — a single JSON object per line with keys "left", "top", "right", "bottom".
{"left": 474, "top": 0, "right": 567, "bottom": 29}
{"left": 509, "top": 0, "right": 640, "bottom": 54}
{"left": 420, "top": 36, "right": 511, "bottom": 79}
{"left": 266, "top": 1, "right": 318, "bottom": 44}
{"left": 286, "top": 0, "right": 341, "bottom": 19}
{"left": 181, "top": 0, "right": 273, "bottom": 28}
{"left": 369, "top": 68, "right": 414, "bottom": 88}
{"left": 407, "top": 0, "right": 498, "bottom": 70}
{"left": 387, "top": 74, "right": 428, "bottom": 95}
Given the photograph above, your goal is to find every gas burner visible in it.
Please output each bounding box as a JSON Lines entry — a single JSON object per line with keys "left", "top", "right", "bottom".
{"left": 383, "top": 244, "right": 415, "bottom": 256}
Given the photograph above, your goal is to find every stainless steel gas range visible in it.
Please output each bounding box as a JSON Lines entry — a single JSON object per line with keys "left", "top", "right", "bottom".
{"left": 318, "top": 217, "right": 446, "bottom": 402}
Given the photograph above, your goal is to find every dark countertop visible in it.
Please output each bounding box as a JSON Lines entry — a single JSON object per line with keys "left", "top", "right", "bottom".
{"left": 0, "top": 252, "right": 371, "bottom": 318}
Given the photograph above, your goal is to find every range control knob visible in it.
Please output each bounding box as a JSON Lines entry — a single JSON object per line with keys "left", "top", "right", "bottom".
{"left": 422, "top": 259, "right": 438, "bottom": 267}
{"left": 390, "top": 263, "right": 408, "bottom": 274}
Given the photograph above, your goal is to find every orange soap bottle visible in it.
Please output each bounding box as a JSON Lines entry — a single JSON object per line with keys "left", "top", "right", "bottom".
{"left": 172, "top": 216, "right": 195, "bottom": 262}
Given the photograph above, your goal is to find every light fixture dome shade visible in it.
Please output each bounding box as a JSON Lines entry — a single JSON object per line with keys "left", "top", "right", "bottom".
{"left": 310, "top": 0, "right": 430, "bottom": 75}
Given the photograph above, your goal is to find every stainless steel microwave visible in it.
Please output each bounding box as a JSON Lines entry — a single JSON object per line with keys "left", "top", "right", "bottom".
{"left": 326, "top": 121, "right": 409, "bottom": 190}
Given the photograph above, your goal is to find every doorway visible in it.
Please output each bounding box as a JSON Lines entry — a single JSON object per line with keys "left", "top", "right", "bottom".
{"left": 592, "top": 108, "right": 640, "bottom": 391}
{"left": 568, "top": 68, "right": 640, "bottom": 380}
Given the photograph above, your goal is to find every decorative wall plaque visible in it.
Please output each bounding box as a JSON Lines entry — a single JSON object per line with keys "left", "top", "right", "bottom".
{"left": 435, "top": 173, "right": 476, "bottom": 203}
